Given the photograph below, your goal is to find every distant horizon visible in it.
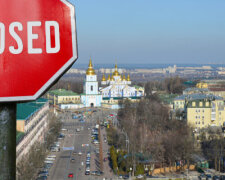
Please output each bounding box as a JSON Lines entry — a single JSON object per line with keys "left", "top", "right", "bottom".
{"left": 69, "top": 0, "right": 225, "bottom": 64}
{"left": 72, "top": 62, "right": 225, "bottom": 69}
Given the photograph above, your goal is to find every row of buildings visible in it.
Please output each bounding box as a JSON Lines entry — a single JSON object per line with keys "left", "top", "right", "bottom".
{"left": 16, "top": 98, "right": 49, "bottom": 162}
{"left": 173, "top": 82, "right": 225, "bottom": 131}
{"left": 47, "top": 59, "right": 145, "bottom": 109}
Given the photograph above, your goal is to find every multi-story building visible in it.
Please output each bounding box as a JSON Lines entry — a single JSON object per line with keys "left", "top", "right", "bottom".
{"left": 47, "top": 89, "right": 81, "bottom": 106}
{"left": 16, "top": 98, "right": 49, "bottom": 162}
{"left": 173, "top": 94, "right": 225, "bottom": 129}
{"left": 186, "top": 95, "right": 225, "bottom": 129}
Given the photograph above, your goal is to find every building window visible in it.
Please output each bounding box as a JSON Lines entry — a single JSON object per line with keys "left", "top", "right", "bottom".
{"left": 192, "top": 102, "right": 196, "bottom": 107}
{"left": 91, "top": 85, "right": 93, "bottom": 91}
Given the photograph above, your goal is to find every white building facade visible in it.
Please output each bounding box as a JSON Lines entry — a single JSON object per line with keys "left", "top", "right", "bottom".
{"left": 81, "top": 59, "right": 102, "bottom": 107}
{"left": 100, "top": 64, "right": 144, "bottom": 98}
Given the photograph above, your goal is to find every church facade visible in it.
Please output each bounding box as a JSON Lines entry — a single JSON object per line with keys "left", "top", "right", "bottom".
{"left": 100, "top": 64, "right": 144, "bottom": 98}
{"left": 81, "top": 59, "right": 102, "bottom": 107}
{"left": 48, "top": 58, "right": 144, "bottom": 109}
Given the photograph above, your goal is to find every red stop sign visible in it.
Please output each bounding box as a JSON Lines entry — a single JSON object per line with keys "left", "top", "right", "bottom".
{"left": 0, "top": 0, "right": 77, "bottom": 102}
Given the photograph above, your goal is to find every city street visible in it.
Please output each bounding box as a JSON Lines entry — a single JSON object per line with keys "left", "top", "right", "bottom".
{"left": 47, "top": 108, "right": 115, "bottom": 180}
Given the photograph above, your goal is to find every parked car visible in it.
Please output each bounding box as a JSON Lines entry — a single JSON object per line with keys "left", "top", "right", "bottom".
{"left": 47, "top": 155, "right": 56, "bottom": 159}
{"left": 91, "top": 171, "right": 97, "bottom": 175}
{"left": 213, "top": 176, "right": 220, "bottom": 180}
{"left": 199, "top": 174, "right": 207, "bottom": 180}
{"left": 36, "top": 176, "right": 48, "bottom": 180}
{"left": 95, "top": 171, "right": 103, "bottom": 176}
{"left": 206, "top": 174, "right": 212, "bottom": 180}
{"left": 136, "top": 174, "right": 144, "bottom": 179}
{"left": 123, "top": 175, "right": 129, "bottom": 179}
{"left": 45, "top": 157, "right": 55, "bottom": 161}
{"left": 93, "top": 140, "right": 99, "bottom": 144}
{"left": 38, "top": 170, "right": 49, "bottom": 175}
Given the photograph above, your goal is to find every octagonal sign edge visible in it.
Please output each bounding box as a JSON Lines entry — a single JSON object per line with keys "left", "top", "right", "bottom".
{"left": 0, "top": 0, "right": 78, "bottom": 102}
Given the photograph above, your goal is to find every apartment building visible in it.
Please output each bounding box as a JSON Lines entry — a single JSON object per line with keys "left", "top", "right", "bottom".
{"left": 16, "top": 98, "right": 49, "bottom": 162}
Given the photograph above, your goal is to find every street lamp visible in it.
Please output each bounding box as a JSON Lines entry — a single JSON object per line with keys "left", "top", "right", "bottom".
{"left": 129, "top": 167, "right": 132, "bottom": 180}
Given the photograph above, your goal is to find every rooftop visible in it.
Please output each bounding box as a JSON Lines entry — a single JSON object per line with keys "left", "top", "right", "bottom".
{"left": 159, "top": 93, "right": 178, "bottom": 104}
{"left": 183, "top": 87, "right": 209, "bottom": 93}
{"left": 17, "top": 98, "right": 48, "bottom": 120}
{"left": 49, "top": 89, "right": 79, "bottom": 96}
{"left": 174, "top": 93, "right": 223, "bottom": 101}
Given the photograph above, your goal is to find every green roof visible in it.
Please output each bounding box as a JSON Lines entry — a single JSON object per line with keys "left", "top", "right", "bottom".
{"left": 134, "top": 85, "right": 143, "bottom": 89}
{"left": 159, "top": 93, "right": 178, "bottom": 104}
{"left": 49, "top": 89, "right": 79, "bottom": 96}
{"left": 16, "top": 98, "right": 48, "bottom": 120}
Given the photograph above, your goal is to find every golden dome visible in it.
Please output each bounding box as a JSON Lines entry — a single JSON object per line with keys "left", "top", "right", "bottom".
{"left": 122, "top": 74, "right": 126, "bottom": 81}
{"left": 86, "top": 58, "right": 96, "bottom": 75}
{"left": 107, "top": 74, "right": 111, "bottom": 81}
{"left": 112, "top": 64, "right": 120, "bottom": 76}
{"left": 102, "top": 74, "right": 106, "bottom": 81}
{"left": 127, "top": 74, "right": 130, "bottom": 81}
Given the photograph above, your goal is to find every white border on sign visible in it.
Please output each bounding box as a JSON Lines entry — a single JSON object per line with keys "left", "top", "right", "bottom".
{"left": 0, "top": 0, "right": 78, "bottom": 102}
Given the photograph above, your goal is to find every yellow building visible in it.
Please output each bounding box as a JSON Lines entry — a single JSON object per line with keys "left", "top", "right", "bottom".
{"left": 173, "top": 95, "right": 186, "bottom": 110}
{"left": 47, "top": 89, "right": 81, "bottom": 105}
{"left": 186, "top": 95, "right": 225, "bottom": 129}
{"left": 196, "top": 82, "right": 208, "bottom": 89}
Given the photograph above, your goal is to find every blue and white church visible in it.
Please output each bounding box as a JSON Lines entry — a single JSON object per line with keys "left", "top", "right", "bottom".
{"left": 81, "top": 59, "right": 102, "bottom": 107}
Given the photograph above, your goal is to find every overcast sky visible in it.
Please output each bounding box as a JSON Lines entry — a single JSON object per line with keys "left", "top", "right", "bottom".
{"left": 69, "top": 0, "right": 225, "bottom": 65}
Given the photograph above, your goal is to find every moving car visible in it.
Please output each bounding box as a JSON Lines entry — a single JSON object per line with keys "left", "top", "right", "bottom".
{"left": 85, "top": 170, "right": 90, "bottom": 175}
{"left": 87, "top": 152, "right": 91, "bottom": 157}
{"left": 70, "top": 158, "right": 75, "bottom": 163}
{"left": 68, "top": 173, "right": 74, "bottom": 178}
{"left": 50, "top": 146, "right": 60, "bottom": 152}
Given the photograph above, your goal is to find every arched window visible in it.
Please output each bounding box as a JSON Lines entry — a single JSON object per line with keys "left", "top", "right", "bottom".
{"left": 91, "top": 85, "right": 93, "bottom": 91}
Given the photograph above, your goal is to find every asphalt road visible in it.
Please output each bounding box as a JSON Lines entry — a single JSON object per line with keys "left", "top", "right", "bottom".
{"left": 47, "top": 109, "right": 113, "bottom": 180}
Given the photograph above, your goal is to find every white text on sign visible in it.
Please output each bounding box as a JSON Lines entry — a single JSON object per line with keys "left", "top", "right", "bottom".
{"left": 0, "top": 21, "right": 60, "bottom": 54}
